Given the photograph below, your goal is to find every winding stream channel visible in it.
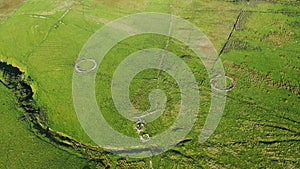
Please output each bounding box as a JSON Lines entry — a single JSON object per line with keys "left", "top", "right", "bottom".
{"left": 0, "top": 61, "right": 111, "bottom": 168}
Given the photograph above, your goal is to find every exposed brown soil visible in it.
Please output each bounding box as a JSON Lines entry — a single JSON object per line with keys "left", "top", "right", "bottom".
{"left": 0, "top": 0, "right": 25, "bottom": 15}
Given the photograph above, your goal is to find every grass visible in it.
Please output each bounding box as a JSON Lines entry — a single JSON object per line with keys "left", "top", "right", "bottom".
{"left": 0, "top": 0, "right": 299, "bottom": 168}
{"left": 95, "top": 34, "right": 195, "bottom": 137}
{"left": 0, "top": 82, "right": 91, "bottom": 169}
{"left": 1, "top": 0, "right": 240, "bottom": 145}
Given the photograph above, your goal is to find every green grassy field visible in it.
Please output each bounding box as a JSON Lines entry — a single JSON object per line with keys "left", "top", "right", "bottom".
{"left": 0, "top": 83, "right": 92, "bottom": 168}
{"left": 0, "top": 0, "right": 299, "bottom": 168}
